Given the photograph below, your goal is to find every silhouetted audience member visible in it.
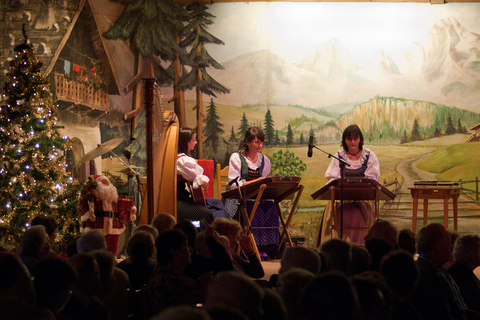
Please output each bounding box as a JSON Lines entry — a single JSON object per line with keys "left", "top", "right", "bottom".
{"left": 261, "top": 288, "right": 287, "bottom": 320}
{"left": 62, "top": 252, "right": 111, "bottom": 320}
{"left": 397, "top": 228, "right": 416, "bottom": 256}
{"left": 269, "top": 245, "right": 320, "bottom": 288}
{"left": 279, "top": 246, "right": 321, "bottom": 275}
{"left": 151, "top": 213, "right": 177, "bottom": 235}
{"left": 133, "top": 224, "right": 159, "bottom": 240}
{"left": 92, "top": 249, "right": 130, "bottom": 320}
{"left": 189, "top": 221, "right": 234, "bottom": 279}
{"left": 117, "top": 230, "right": 156, "bottom": 290}
{"left": 151, "top": 305, "right": 213, "bottom": 320}
{"left": 31, "top": 214, "right": 60, "bottom": 256}
{"left": 276, "top": 268, "right": 316, "bottom": 320}
{"left": 380, "top": 250, "right": 423, "bottom": 320}
{"left": 211, "top": 218, "right": 264, "bottom": 278}
{"left": 411, "top": 223, "right": 478, "bottom": 320}
{"left": 117, "top": 230, "right": 156, "bottom": 320}
{"left": 448, "top": 234, "right": 480, "bottom": 314}
{"left": 0, "top": 252, "right": 52, "bottom": 320}
{"left": 77, "top": 230, "right": 107, "bottom": 253}
{"left": 364, "top": 219, "right": 398, "bottom": 249}
{"left": 352, "top": 273, "right": 391, "bottom": 320}
{"left": 203, "top": 271, "right": 264, "bottom": 320}
{"left": 16, "top": 225, "right": 52, "bottom": 273}
{"left": 319, "top": 238, "right": 352, "bottom": 275}
{"left": 299, "top": 270, "right": 362, "bottom": 320}
{"left": 350, "top": 243, "right": 372, "bottom": 275}
{"left": 365, "top": 238, "right": 394, "bottom": 271}
{"left": 145, "top": 229, "right": 202, "bottom": 317}
{"left": 32, "top": 257, "right": 77, "bottom": 317}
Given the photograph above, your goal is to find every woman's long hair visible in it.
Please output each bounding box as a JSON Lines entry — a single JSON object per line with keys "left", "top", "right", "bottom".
{"left": 178, "top": 127, "right": 195, "bottom": 155}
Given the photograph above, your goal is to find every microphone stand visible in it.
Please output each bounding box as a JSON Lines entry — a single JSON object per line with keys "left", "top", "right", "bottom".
{"left": 310, "top": 144, "right": 349, "bottom": 239}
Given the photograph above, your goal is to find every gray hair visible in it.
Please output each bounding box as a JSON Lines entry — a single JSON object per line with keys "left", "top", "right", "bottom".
{"left": 453, "top": 234, "right": 480, "bottom": 265}
{"left": 77, "top": 230, "right": 106, "bottom": 253}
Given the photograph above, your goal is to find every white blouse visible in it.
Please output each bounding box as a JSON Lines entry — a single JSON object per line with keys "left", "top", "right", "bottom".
{"left": 324, "top": 147, "right": 380, "bottom": 183}
{"left": 177, "top": 153, "right": 209, "bottom": 189}
{"left": 228, "top": 152, "right": 271, "bottom": 186}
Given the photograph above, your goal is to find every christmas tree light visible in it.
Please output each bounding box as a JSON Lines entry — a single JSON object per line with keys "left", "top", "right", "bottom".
{"left": 0, "top": 27, "right": 80, "bottom": 249}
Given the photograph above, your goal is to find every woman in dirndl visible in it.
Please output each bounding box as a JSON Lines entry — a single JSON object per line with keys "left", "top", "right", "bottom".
{"left": 318, "top": 124, "right": 380, "bottom": 246}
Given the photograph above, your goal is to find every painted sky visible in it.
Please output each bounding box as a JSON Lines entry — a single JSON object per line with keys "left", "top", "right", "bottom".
{"left": 206, "top": 2, "right": 480, "bottom": 65}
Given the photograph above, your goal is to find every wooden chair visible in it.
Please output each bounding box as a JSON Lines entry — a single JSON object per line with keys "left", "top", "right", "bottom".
{"left": 216, "top": 164, "right": 229, "bottom": 199}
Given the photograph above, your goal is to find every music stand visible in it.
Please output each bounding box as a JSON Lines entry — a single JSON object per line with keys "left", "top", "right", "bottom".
{"left": 222, "top": 177, "right": 272, "bottom": 260}
{"left": 309, "top": 144, "right": 349, "bottom": 238}
{"left": 311, "top": 178, "right": 396, "bottom": 246}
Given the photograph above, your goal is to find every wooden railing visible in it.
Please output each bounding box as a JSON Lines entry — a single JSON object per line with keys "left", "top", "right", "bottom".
{"left": 459, "top": 177, "right": 479, "bottom": 203}
{"left": 383, "top": 177, "right": 400, "bottom": 193}
{"left": 53, "top": 73, "right": 109, "bottom": 111}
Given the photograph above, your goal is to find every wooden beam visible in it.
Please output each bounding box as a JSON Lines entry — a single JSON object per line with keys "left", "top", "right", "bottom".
{"left": 173, "top": 0, "right": 479, "bottom": 3}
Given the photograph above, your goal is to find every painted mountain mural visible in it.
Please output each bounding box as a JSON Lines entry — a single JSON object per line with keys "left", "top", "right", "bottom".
{"left": 197, "top": 17, "right": 480, "bottom": 116}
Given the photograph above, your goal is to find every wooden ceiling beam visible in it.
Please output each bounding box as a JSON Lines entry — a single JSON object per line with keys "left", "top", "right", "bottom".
{"left": 173, "top": 0, "right": 478, "bottom": 3}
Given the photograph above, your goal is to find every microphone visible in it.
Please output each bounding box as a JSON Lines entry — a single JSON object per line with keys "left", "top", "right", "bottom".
{"left": 228, "top": 176, "right": 240, "bottom": 187}
{"left": 308, "top": 135, "right": 314, "bottom": 157}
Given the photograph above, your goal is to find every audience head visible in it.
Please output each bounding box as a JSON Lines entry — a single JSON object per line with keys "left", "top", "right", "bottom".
{"left": 352, "top": 273, "right": 390, "bottom": 320}
{"left": 151, "top": 305, "right": 212, "bottom": 320}
{"left": 211, "top": 217, "right": 243, "bottom": 251}
{"left": 276, "top": 268, "right": 316, "bottom": 320}
{"left": 90, "top": 250, "right": 116, "bottom": 298}
{"left": 155, "top": 229, "right": 191, "bottom": 268}
{"left": 299, "top": 270, "right": 361, "bottom": 320}
{"left": 174, "top": 220, "right": 199, "bottom": 250}
{"left": 151, "top": 213, "right": 176, "bottom": 235}
{"left": 364, "top": 219, "right": 398, "bottom": 249}
{"left": 261, "top": 288, "right": 287, "bottom": 320}
{"left": 0, "top": 252, "right": 35, "bottom": 305}
{"left": 279, "top": 246, "right": 321, "bottom": 275}
{"left": 67, "top": 252, "right": 100, "bottom": 297}
{"left": 416, "top": 223, "right": 451, "bottom": 266}
{"left": 453, "top": 234, "right": 480, "bottom": 270}
{"left": 380, "top": 250, "right": 419, "bottom": 297}
{"left": 365, "top": 238, "right": 393, "bottom": 272}
{"left": 17, "top": 225, "right": 51, "bottom": 260}
{"left": 350, "top": 243, "right": 372, "bottom": 275}
{"left": 204, "top": 271, "right": 264, "bottom": 320}
{"left": 32, "top": 257, "right": 77, "bottom": 312}
{"left": 319, "top": 238, "right": 352, "bottom": 274}
{"left": 31, "top": 214, "right": 58, "bottom": 245}
{"left": 397, "top": 228, "right": 416, "bottom": 255}
{"left": 133, "top": 224, "right": 159, "bottom": 240}
{"left": 76, "top": 230, "right": 107, "bottom": 253}
{"left": 127, "top": 230, "right": 156, "bottom": 262}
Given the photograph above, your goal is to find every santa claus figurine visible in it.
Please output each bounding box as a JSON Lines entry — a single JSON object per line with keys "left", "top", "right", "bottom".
{"left": 78, "top": 175, "right": 136, "bottom": 255}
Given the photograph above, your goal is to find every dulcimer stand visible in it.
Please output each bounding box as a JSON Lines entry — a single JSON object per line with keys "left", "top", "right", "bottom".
{"left": 222, "top": 177, "right": 304, "bottom": 259}
{"left": 311, "top": 178, "right": 396, "bottom": 247}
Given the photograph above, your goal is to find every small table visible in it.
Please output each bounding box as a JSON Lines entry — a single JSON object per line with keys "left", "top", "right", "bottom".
{"left": 409, "top": 185, "right": 461, "bottom": 232}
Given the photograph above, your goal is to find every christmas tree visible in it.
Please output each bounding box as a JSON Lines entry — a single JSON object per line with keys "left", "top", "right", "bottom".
{"left": 0, "top": 29, "right": 80, "bottom": 249}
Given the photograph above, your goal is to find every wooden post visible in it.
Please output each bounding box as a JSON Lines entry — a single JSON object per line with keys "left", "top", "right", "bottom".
{"left": 476, "top": 176, "right": 479, "bottom": 203}
{"left": 143, "top": 78, "right": 156, "bottom": 223}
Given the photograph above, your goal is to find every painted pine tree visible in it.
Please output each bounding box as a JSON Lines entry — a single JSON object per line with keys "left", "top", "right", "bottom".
{"left": 264, "top": 109, "right": 275, "bottom": 147}
{"left": 203, "top": 98, "right": 225, "bottom": 155}
{"left": 179, "top": 3, "right": 230, "bottom": 158}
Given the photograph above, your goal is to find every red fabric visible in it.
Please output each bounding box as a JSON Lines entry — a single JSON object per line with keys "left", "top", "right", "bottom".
{"left": 197, "top": 159, "right": 214, "bottom": 198}
{"left": 74, "top": 64, "right": 80, "bottom": 72}
{"left": 105, "top": 234, "right": 119, "bottom": 256}
{"left": 118, "top": 198, "right": 134, "bottom": 221}
{"left": 93, "top": 175, "right": 100, "bottom": 179}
